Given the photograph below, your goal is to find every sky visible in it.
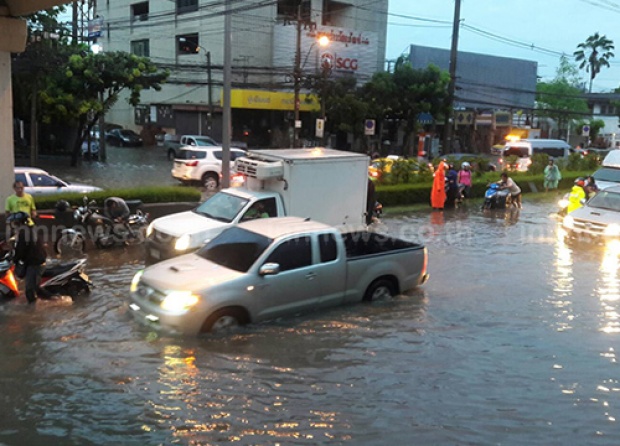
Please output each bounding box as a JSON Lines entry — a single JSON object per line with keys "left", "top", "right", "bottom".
{"left": 386, "top": 0, "right": 620, "bottom": 92}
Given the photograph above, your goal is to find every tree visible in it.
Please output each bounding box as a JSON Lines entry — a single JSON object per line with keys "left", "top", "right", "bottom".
{"left": 574, "top": 32, "right": 615, "bottom": 93}
{"left": 39, "top": 51, "right": 169, "bottom": 165}
{"left": 536, "top": 56, "right": 589, "bottom": 139}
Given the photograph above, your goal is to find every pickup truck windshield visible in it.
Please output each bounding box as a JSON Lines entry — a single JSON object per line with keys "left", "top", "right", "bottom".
{"left": 194, "top": 192, "right": 249, "bottom": 222}
{"left": 587, "top": 190, "right": 620, "bottom": 211}
{"left": 197, "top": 227, "right": 272, "bottom": 272}
{"left": 593, "top": 167, "right": 620, "bottom": 183}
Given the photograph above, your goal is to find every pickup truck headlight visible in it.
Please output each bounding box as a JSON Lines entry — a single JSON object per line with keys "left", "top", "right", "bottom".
{"left": 605, "top": 223, "right": 620, "bottom": 236}
{"left": 563, "top": 215, "right": 575, "bottom": 230}
{"left": 161, "top": 291, "right": 200, "bottom": 312}
{"left": 175, "top": 234, "right": 190, "bottom": 251}
{"left": 130, "top": 270, "right": 144, "bottom": 293}
{"left": 146, "top": 222, "right": 154, "bottom": 238}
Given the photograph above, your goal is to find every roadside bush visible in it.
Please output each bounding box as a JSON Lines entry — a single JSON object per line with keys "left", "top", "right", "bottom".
{"left": 529, "top": 153, "right": 548, "bottom": 174}
{"left": 35, "top": 186, "right": 202, "bottom": 210}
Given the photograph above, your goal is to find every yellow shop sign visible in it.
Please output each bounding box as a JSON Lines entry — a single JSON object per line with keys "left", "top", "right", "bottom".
{"left": 225, "top": 89, "right": 320, "bottom": 112}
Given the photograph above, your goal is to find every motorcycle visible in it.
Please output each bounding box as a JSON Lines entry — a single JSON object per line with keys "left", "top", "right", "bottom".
{"left": 39, "top": 258, "right": 92, "bottom": 297}
{"left": 0, "top": 248, "right": 19, "bottom": 300}
{"left": 482, "top": 182, "right": 512, "bottom": 210}
{"left": 55, "top": 197, "right": 149, "bottom": 255}
{"left": 1, "top": 235, "right": 92, "bottom": 299}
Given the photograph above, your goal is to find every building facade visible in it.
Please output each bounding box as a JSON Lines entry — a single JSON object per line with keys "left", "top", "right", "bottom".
{"left": 97, "top": 0, "right": 388, "bottom": 147}
{"left": 407, "top": 45, "right": 538, "bottom": 152}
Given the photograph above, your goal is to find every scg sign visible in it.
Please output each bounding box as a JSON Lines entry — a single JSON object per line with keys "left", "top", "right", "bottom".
{"left": 321, "top": 53, "right": 359, "bottom": 72}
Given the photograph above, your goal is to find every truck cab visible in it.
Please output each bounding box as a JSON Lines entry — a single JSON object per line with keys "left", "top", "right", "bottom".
{"left": 146, "top": 148, "right": 369, "bottom": 263}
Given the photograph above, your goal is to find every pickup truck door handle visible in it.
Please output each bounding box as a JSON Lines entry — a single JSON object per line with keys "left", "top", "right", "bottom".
{"left": 305, "top": 272, "right": 317, "bottom": 280}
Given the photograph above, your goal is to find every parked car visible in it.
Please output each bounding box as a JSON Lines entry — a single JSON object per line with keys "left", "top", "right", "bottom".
{"left": 164, "top": 135, "right": 219, "bottom": 160}
{"left": 171, "top": 146, "right": 247, "bottom": 190}
{"left": 130, "top": 216, "right": 429, "bottom": 335}
{"left": 106, "top": 129, "right": 143, "bottom": 147}
{"left": 14, "top": 167, "right": 103, "bottom": 196}
{"left": 90, "top": 123, "right": 123, "bottom": 140}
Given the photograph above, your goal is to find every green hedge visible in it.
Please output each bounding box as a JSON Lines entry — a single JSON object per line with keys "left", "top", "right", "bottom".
{"left": 34, "top": 186, "right": 202, "bottom": 210}
{"left": 375, "top": 171, "right": 590, "bottom": 206}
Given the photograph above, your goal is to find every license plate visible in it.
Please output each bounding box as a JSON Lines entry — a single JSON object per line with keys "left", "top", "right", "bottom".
{"left": 150, "top": 248, "right": 161, "bottom": 259}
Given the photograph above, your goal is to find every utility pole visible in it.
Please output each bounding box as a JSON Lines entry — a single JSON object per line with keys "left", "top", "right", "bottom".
{"left": 221, "top": 0, "right": 232, "bottom": 189}
{"left": 293, "top": 2, "right": 302, "bottom": 148}
{"left": 72, "top": 0, "right": 78, "bottom": 44}
{"left": 442, "top": 0, "right": 461, "bottom": 154}
{"left": 206, "top": 51, "right": 213, "bottom": 135}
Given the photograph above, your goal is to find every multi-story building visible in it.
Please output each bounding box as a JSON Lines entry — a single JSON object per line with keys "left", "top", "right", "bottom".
{"left": 98, "top": 0, "right": 388, "bottom": 147}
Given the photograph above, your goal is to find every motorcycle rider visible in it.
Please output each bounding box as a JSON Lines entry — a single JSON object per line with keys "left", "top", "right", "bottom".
{"left": 9, "top": 212, "right": 54, "bottom": 303}
{"left": 104, "top": 197, "right": 130, "bottom": 222}
{"left": 567, "top": 178, "right": 586, "bottom": 214}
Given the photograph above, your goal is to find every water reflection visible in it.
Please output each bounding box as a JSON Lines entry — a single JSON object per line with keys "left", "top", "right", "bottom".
{"left": 598, "top": 240, "right": 620, "bottom": 334}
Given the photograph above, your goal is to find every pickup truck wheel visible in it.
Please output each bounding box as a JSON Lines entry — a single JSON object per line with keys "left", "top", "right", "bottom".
{"left": 363, "top": 279, "right": 396, "bottom": 302}
{"left": 167, "top": 149, "right": 176, "bottom": 160}
{"left": 202, "top": 173, "right": 219, "bottom": 191}
{"left": 201, "top": 308, "right": 248, "bottom": 333}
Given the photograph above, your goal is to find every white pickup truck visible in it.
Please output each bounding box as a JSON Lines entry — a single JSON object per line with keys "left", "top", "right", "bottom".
{"left": 146, "top": 148, "right": 369, "bottom": 263}
{"left": 130, "top": 217, "right": 429, "bottom": 335}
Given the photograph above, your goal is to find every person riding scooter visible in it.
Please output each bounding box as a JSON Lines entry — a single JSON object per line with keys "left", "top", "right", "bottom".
{"left": 567, "top": 178, "right": 586, "bottom": 214}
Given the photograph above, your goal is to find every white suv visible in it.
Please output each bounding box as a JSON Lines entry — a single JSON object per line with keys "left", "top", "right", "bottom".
{"left": 171, "top": 146, "right": 247, "bottom": 190}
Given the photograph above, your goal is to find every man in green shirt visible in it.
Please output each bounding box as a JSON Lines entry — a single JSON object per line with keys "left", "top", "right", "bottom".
{"left": 5, "top": 181, "right": 37, "bottom": 218}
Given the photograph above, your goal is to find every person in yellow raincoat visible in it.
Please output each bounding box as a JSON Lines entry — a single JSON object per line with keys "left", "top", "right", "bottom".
{"left": 567, "top": 178, "right": 586, "bottom": 213}
{"left": 431, "top": 160, "right": 447, "bottom": 210}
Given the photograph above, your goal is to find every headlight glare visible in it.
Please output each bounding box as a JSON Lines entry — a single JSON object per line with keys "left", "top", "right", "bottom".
{"left": 161, "top": 291, "right": 200, "bottom": 312}
{"left": 175, "top": 234, "right": 191, "bottom": 251}
{"left": 605, "top": 223, "right": 620, "bottom": 236}
{"left": 146, "top": 222, "right": 154, "bottom": 237}
{"left": 130, "top": 270, "right": 143, "bottom": 293}
{"left": 563, "top": 215, "right": 575, "bottom": 229}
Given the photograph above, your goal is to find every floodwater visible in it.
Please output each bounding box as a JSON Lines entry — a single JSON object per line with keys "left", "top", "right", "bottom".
{"left": 2, "top": 199, "right": 620, "bottom": 445}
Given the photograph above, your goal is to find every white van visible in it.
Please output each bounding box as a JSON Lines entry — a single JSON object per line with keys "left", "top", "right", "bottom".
{"left": 501, "top": 139, "right": 572, "bottom": 171}
{"left": 592, "top": 149, "right": 620, "bottom": 190}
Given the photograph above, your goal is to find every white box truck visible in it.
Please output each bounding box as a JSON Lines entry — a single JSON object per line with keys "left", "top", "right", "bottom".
{"left": 145, "top": 148, "right": 369, "bottom": 263}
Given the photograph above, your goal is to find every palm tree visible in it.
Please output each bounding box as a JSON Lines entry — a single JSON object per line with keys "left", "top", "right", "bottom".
{"left": 574, "top": 32, "right": 615, "bottom": 93}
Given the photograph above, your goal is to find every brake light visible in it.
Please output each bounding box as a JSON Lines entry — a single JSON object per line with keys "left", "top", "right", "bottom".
{"left": 185, "top": 161, "right": 199, "bottom": 167}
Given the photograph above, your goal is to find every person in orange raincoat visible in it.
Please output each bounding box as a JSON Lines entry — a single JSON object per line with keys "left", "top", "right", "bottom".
{"left": 431, "top": 160, "right": 447, "bottom": 210}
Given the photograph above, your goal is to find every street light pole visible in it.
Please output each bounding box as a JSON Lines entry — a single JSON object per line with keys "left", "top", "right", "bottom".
{"left": 293, "top": 2, "right": 302, "bottom": 148}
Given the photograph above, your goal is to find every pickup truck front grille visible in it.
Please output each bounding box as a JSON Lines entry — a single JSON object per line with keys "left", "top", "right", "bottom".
{"left": 152, "top": 229, "right": 176, "bottom": 246}
{"left": 573, "top": 218, "right": 606, "bottom": 234}
{"left": 136, "top": 283, "right": 167, "bottom": 305}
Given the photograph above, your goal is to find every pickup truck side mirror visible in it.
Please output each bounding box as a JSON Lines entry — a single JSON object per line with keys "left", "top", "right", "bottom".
{"left": 259, "top": 262, "right": 280, "bottom": 276}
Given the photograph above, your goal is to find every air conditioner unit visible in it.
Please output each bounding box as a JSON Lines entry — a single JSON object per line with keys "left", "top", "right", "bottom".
{"left": 235, "top": 158, "right": 284, "bottom": 179}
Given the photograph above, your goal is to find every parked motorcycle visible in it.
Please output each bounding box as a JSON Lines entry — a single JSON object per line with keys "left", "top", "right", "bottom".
{"left": 55, "top": 197, "right": 149, "bottom": 255}
{"left": 482, "top": 183, "right": 512, "bottom": 210}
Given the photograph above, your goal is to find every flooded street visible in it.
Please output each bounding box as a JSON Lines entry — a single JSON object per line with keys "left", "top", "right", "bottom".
{"left": 2, "top": 198, "right": 620, "bottom": 445}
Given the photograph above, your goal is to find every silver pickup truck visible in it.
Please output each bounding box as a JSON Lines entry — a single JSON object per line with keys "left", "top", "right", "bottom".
{"left": 129, "top": 217, "right": 429, "bottom": 335}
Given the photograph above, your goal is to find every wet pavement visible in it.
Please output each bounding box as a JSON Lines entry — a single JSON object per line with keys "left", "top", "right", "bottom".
{"left": 26, "top": 145, "right": 178, "bottom": 190}
{"left": 2, "top": 198, "right": 620, "bottom": 445}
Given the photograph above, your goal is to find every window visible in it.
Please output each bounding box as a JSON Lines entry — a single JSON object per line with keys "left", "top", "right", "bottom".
{"left": 177, "top": 0, "right": 198, "bottom": 14}
{"left": 266, "top": 237, "right": 312, "bottom": 272}
{"left": 131, "top": 2, "right": 149, "bottom": 21}
{"left": 277, "top": 0, "right": 311, "bottom": 20}
{"left": 130, "top": 39, "right": 149, "bottom": 57}
{"left": 15, "top": 173, "right": 27, "bottom": 186}
{"left": 213, "top": 149, "right": 246, "bottom": 161}
{"left": 30, "top": 174, "right": 61, "bottom": 187}
{"left": 177, "top": 33, "right": 199, "bottom": 54}
{"left": 177, "top": 149, "right": 206, "bottom": 159}
{"left": 319, "top": 233, "right": 338, "bottom": 262}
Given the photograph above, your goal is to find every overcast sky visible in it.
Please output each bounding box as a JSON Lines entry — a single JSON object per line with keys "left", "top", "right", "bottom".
{"left": 386, "top": 0, "right": 620, "bottom": 92}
